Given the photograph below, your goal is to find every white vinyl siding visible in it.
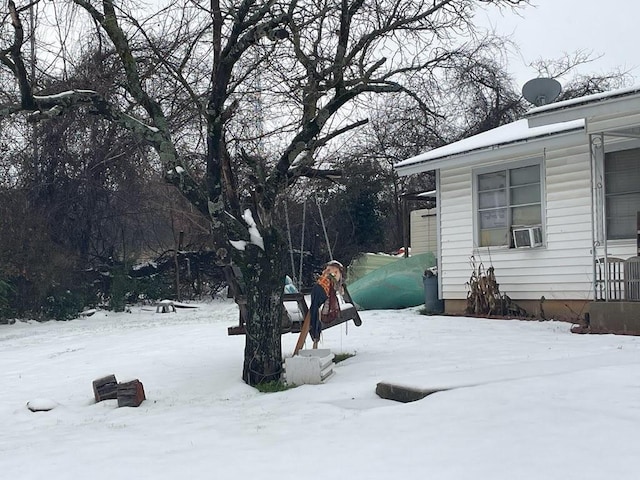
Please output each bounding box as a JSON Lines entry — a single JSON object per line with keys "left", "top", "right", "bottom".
{"left": 439, "top": 167, "right": 476, "bottom": 300}
{"left": 409, "top": 208, "right": 437, "bottom": 255}
{"left": 439, "top": 147, "right": 596, "bottom": 301}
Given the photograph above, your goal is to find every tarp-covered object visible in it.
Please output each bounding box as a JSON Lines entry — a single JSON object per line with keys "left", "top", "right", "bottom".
{"left": 347, "top": 252, "right": 404, "bottom": 283}
{"left": 348, "top": 252, "right": 437, "bottom": 309}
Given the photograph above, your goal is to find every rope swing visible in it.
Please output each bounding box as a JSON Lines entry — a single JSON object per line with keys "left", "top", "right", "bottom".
{"left": 298, "top": 200, "right": 306, "bottom": 290}
{"left": 283, "top": 195, "right": 333, "bottom": 287}
{"left": 284, "top": 200, "right": 297, "bottom": 286}
{"left": 316, "top": 193, "right": 333, "bottom": 260}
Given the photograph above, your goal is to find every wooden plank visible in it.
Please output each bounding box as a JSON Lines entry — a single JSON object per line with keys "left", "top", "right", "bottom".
{"left": 293, "top": 312, "right": 311, "bottom": 356}
{"left": 342, "top": 285, "right": 362, "bottom": 326}
{"left": 227, "top": 325, "right": 246, "bottom": 335}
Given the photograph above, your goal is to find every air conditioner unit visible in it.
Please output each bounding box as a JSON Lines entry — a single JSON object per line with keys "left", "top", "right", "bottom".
{"left": 512, "top": 226, "right": 543, "bottom": 248}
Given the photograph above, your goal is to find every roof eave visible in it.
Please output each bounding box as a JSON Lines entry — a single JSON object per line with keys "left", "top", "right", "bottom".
{"left": 395, "top": 126, "right": 585, "bottom": 176}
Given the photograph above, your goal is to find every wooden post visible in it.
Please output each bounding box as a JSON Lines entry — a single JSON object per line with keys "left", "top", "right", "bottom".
{"left": 92, "top": 374, "right": 118, "bottom": 402}
{"left": 117, "top": 379, "right": 146, "bottom": 407}
{"left": 293, "top": 312, "right": 311, "bottom": 356}
{"left": 402, "top": 195, "right": 409, "bottom": 258}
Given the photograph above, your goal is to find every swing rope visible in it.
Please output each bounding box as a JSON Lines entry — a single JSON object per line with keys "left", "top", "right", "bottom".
{"left": 316, "top": 194, "right": 333, "bottom": 260}
{"left": 284, "top": 200, "right": 297, "bottom": 285}
{"left": 315, "top": 195, "right": 349, "bottom": 338}
{"left": 298, "top": 200, "right": 306, "bottom": 290}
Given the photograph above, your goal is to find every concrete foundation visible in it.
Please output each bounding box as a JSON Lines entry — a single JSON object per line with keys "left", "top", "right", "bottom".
{"left": 444, "top": 298, "right": 589, "bottom": 323}
{"left": 442, "top": 298, "right": 640, "bottom": 335}
{"left": 587, "top": 301, "right": 640, "bottom": 335}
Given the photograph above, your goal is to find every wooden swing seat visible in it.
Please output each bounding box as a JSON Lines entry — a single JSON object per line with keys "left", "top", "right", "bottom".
{"left": 224, "top": 265, "right": 362, "bottom": 336}
{"left": 292, "top": 290, "right": 362, "bottom": 355}
{"left": 318, "top": 289, "right": 362, "bottom": 329}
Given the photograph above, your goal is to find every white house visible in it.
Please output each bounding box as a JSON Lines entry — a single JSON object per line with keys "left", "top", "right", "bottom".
{"left": 395, "top": 86, "right": 640, "bottom": 332}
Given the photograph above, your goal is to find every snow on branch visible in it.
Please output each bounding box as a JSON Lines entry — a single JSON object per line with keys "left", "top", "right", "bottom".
{"left": 242, "top": 209, "right": 264, "bottom": 250}
{"left": 33, "top": 89, "right": 98, "bottom": 102}
{"left": 229, "top": 209, "right": 264, "bottom": 251}
{"left": 20, "top": 90, "right": 162, "bottom": 139}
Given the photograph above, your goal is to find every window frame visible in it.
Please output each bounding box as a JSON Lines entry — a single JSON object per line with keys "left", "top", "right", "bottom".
{"left": 472, "top": 157, "right": 545, "bottom": 249}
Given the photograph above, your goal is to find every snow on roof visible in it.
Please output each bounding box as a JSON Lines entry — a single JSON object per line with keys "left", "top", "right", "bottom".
{"left": 526, "top": 84, "right": 640, "bottom": 116}
{"left": 395, "top": 118, "right": 584, "bottom": 169}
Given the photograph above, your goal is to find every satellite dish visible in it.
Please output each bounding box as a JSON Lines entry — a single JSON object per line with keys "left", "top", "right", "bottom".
{"left": 522, "top": 78, "right": 562, "bottom": 107}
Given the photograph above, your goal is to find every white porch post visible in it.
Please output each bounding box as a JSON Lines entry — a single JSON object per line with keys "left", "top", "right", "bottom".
{"left": 590, "top": 133, "right": 607, "bottom": 300}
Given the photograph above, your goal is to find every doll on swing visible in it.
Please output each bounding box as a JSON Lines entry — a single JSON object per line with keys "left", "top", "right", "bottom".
{"left": 309, "top": 260, "right": 345, "bottom": 348}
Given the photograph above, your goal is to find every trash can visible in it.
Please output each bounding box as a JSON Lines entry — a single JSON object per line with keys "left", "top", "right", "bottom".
{"left": 423, "top": 269, "right": 444, "bottom": 314}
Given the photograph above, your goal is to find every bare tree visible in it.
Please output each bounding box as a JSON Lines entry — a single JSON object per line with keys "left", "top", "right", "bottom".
{"left": 529, "top": 51, "right": 634, "bottom": 100}
{"left": 0, "top": 0, "right": 530, "bottom": 385}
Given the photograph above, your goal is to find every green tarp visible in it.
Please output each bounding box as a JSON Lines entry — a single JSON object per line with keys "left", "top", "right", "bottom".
{"left": 347, "top": 252, "right": 437, "bottom": 310}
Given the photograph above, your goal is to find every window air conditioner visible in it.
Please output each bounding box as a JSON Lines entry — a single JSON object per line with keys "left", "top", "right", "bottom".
{"left": 512, "top": 226, "right": 543, "bottom": 248}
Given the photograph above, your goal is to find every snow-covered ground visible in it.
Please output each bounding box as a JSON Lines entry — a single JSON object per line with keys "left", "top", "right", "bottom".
{"left": 1, "top": 299, "right": 639, "bottom": 479}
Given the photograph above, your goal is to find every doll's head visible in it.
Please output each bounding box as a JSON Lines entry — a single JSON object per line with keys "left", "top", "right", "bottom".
{"left": 323, "top": 260, "right": 345, "bottom": 281}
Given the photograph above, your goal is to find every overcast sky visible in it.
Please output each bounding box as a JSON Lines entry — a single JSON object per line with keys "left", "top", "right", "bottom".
{"left": 475, "top": 0, "right": 639, "bottom": 90}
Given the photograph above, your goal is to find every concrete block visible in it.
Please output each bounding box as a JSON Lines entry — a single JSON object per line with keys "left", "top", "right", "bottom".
{"left": 284, "top": 349, "right": 335, "bottom": 385}
{"left": 375, "top": 382, "right": 448, "bottom": 403}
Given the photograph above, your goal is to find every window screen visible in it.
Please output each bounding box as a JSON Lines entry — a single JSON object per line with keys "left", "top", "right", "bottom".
{"left": 605, "top": 149, "right": 640, "bottom": 240}
{"left": 477, "top": 163, "right": 541, "bottom": 247}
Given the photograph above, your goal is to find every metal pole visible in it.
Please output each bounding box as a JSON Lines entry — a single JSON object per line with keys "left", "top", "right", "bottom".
{"left": 590, "top": 133, "right": 598, "bottom": 300}
{"left": 600, "top": 133, "right": 610, "bottom": 301}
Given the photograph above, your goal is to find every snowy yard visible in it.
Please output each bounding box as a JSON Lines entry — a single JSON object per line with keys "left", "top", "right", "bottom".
{"left": 1, "top": 299, "right": 639, "bottom": 479}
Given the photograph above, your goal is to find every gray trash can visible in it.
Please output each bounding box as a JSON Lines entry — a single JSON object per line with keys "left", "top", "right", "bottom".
{"left": 423, "top": 270, "right": 444, "bottom": 314}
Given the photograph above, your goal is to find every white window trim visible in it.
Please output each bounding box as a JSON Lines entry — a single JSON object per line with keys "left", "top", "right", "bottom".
{"left": 472, "top": 157, "right": 546, "bottom": 250}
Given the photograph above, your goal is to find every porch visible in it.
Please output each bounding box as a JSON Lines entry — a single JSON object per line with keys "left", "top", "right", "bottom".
{"left": 589, "top": 253, "right": 640, "bottom": 334}
{"left": 588, "top": 301, "right": 640, "bottom": 335}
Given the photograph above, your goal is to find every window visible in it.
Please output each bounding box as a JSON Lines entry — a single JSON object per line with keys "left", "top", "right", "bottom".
{"left": 605, "top": 148, "right": 640, "bottom": 240}
{"left": 476, "top": 163, "right": 542, "bottom": 247}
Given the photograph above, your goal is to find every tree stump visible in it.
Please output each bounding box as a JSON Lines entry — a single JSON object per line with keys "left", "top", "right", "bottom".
{"left": 92, "top": 374, "right": 118, "bottom": 402}
{"left": 117, "top": 379, "right": 146, "bottom": 407}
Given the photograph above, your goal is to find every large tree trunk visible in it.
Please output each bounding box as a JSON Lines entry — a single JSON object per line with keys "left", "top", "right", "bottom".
{"left": 239, "top": 225, "right": 286, "bottom": 385}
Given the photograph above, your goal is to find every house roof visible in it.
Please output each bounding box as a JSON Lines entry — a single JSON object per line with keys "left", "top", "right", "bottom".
{"left": 395, "top": 84, "right": 640, "bottom": 175}
{"left": 394, "top": 118, "right": 585, "bottom": 172}
{"left": 526, "top": 84, "right": 640, "bottom": 116}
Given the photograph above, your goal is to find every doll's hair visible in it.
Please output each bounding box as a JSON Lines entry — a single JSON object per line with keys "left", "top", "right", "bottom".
{"left": 324, "top": 260, "right": 345, "bottom": 278}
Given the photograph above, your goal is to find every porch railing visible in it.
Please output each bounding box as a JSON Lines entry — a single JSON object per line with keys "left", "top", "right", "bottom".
{"left": 595, "top": 256, "right": 640, "bottom": 301}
